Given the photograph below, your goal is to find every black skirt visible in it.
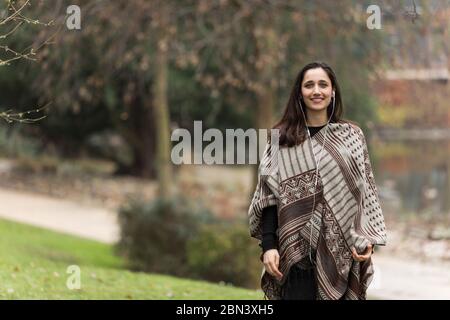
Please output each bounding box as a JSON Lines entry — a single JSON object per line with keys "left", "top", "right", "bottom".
{"left": 281, "top": 261, "right": 317, "bottom": 300}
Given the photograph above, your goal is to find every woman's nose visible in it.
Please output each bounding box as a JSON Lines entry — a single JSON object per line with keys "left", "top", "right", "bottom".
{"left": 313, "top": 85, "right": 320, "bottom": 94}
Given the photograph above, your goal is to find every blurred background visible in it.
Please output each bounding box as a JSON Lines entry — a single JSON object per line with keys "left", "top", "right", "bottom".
{"left": 0, "top": 0, "right": 449, "bottom": 299}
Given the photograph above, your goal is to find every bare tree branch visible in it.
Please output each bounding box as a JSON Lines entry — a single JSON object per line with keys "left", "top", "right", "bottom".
{"left": 0, "top": 103, "right": 50, "bottom": 124}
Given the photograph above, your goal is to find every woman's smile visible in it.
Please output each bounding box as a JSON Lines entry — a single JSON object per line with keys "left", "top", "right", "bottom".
{"left": 311, "top": 97, "right": 324, "bottom": 104}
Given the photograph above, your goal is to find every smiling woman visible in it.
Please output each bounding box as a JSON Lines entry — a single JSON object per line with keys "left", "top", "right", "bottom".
{"left": 248, "top": 61, "right": 387, "bottom": 300}
{"left": 273, "top": 61, "right": 345, "bottom": 148}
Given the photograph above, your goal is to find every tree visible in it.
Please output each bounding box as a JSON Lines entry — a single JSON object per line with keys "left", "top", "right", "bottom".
{"left": 0, "top": 0, "right": 51, "bottom": 124}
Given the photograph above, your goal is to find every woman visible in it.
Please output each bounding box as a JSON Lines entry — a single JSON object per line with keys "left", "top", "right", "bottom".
{"left": 248, "top": 61, "right": 387, "bottom": 300}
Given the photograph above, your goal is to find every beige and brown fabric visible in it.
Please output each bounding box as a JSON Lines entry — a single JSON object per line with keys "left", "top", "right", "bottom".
{"left": 248, "top": 121, "right": 387, "bottom": 300}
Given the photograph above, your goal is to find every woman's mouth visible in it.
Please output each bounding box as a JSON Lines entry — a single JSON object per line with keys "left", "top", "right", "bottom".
{"left": 311, "top": 98, "right": 324, "bottom": 103}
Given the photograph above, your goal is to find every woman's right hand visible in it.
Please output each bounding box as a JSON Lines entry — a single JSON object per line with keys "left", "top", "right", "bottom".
{"left": 263, "top": 249, "right": 283, "bottom": 280}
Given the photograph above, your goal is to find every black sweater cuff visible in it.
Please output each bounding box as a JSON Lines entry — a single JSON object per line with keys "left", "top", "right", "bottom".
{"left": 261, "top": 205, "right": 278, "bottom": 253}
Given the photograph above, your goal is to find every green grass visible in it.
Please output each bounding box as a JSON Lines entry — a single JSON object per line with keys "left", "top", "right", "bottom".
{"left": 0, "top": 218, "right": 264, "bottom": 300}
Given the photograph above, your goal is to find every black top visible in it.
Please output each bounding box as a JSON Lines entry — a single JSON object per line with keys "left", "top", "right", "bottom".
{"left": 261, "top": 125, "right": 326, "bottom": 253}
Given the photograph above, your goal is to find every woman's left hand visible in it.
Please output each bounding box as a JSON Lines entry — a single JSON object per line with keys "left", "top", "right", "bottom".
{"left": 351, "top": 244, "right": 373, "bottom": 262}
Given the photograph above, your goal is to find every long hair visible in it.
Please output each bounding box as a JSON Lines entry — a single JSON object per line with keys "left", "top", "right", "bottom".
{"left": 273, "top": 61, "right": 353, "bottom": 147}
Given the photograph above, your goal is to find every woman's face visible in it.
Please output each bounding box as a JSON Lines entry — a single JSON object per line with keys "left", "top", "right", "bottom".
{"left": 300, "top": 67, "right": 334, "bottom": 113}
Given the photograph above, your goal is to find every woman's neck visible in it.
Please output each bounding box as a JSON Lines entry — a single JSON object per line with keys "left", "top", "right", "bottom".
{"left": 306, "top": 110, "right": 328, "bottom": 126}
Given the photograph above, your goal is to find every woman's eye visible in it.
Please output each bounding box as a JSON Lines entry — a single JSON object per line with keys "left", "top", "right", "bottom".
{"left": 304, "top": 83, "right": 328, "bottom": 88}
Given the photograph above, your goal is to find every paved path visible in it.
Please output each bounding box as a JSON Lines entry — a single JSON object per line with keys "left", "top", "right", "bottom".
{"left": 0, "top": 187, "right": 119, "bottom": 244}
{"left": 0, "top": 187, "right": 449, "bottom": 299}
{"left": 368, "top": 255, "right": 450, "bottom": 300}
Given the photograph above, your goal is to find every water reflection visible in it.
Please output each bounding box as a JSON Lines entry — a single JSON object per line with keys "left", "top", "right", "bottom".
{"left": 373, "top": 138, "right": 450, "bottom": 215}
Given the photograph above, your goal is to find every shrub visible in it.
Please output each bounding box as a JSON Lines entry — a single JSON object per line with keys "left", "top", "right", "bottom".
{"left": 116, "top": 195, "right": 262, "bottom": 289}
{"left": 186, "top": 221, "right": 262, "bottom": 289}
{"left": 116, "top": 195, "right": 216, "bottom": 277}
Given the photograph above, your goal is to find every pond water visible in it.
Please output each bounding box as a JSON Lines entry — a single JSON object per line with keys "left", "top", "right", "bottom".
{"left": 371, "top": 137, "right": 450, "bottom": 216}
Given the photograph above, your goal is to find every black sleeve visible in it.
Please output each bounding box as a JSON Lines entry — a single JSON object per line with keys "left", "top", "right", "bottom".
{"left": 261, "top": 205, "right": 278, "bottom": 253}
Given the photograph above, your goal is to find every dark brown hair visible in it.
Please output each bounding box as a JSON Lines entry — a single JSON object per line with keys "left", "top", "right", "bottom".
{"left": 273, "top": 61, "right": 354, "bottom": 147}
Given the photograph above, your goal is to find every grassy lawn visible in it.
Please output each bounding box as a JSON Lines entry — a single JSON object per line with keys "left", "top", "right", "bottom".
{"left": 0, "top": 218, "right": 263, "bottom": 300}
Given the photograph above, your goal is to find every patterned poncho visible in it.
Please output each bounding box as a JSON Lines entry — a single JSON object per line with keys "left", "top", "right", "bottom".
{"left": 248, "top": 121, "right": 387, "bottom": 300}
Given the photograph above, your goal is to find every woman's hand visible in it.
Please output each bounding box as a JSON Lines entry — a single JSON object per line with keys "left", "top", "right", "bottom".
{"left": 263, "top": 249, "right": 283, "bottom": 280}
{"left": 351, "top": 244, "right": 373, "bottom": 262}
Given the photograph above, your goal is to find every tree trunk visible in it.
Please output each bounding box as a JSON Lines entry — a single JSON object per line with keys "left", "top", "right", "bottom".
{"left": 112, "top": 91, "right": 156, "bottom": 179}
{"left": 133, "top": 100, "right": 156, "bottom": 178}
{"left": 153, "top": 24, "right": 173, "bottom": 198}
{"left": 251, "top": 27, "right": 277, "bottom": 192}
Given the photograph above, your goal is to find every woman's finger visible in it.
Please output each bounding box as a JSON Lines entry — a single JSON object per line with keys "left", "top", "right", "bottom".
{"left": 353, "top": 251, "right": 371, "bottom": 262}
{"left": 361, "top": 252, "right": 371, "bottom": 260}
{"left": 352, "top": 246, "right": 373, "bottom": 262}
{"left": 362, "top": 244, "right": 372, "bottom": 255}
{"left": 351, "top": 248, "right": 360, "bottom": 260}
{"left": 353, "top": 252, "right": 366, "bottom": 262}
{"left": 359, "top": 245, "right": 373, "bottom": 260}
{"left": 270, "top": 261, "right": 283, "bottom": 279}
{"left": 265, "top": 262, "right": 275, "bottom": 277}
